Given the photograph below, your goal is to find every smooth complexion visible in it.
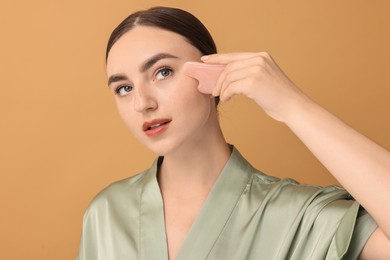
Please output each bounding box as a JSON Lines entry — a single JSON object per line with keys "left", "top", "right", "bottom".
{"left": 107, "top": 26, "right": 223, "bottom": 156}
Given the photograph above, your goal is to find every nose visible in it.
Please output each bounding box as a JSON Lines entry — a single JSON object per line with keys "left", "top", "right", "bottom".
{"left": 133, "top": 84, "right": 158, "bottom": 112}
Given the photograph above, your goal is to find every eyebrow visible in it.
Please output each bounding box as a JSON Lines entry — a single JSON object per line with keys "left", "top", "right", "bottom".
{"left": 107, "top": 74, "right": 128, "bottom": 86}
{"left": 140, "top": 53, "right": 178, "bottom": 73}
{"left": 107, "top": 53, "right": 179, "bottom": 86}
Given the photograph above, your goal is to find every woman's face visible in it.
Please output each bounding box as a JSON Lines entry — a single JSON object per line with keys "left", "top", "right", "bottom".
{"left": 106, "top": 26, "right": 216, "bottom": 155}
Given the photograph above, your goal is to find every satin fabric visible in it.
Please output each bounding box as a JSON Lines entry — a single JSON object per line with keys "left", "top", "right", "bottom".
{"left": 77, "top": 147, "right": 377, "bottom": 260}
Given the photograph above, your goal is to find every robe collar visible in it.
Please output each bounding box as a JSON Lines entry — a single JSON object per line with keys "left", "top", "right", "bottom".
{"left": 140, "top": 146, "right": 254, "bottom": 260}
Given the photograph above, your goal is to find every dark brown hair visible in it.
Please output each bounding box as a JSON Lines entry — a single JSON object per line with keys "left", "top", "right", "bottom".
{"left": 106, "top": 6, "right": 217, "bottom": 60}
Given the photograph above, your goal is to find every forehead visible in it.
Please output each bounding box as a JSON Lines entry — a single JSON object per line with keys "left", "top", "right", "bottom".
{"left": 106, "top": 26, "right": 201, "bottom": 73}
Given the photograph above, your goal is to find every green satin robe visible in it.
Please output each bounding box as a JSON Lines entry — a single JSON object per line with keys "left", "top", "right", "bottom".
{"left": 78, "top": 147, "right": 377, "bottom": 260}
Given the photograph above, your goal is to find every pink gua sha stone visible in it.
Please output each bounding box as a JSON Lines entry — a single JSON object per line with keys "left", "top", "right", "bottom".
{"left": 182, "top": 61, "right": 225, "bottom": 94}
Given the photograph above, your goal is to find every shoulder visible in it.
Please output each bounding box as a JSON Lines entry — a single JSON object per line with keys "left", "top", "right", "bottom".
{"left": 78, "top": 170, "right": 150, "bottom": 258}
{"left": 84, "top": 170, "right": 149, "bottom": 218}
{"left": 230, "top": 146, "right": 353, "bottom": 208}
{"left": 249, "top": 166, "right": 354, "bottom": 212}
{"left": 96, "top": 170, "right": 146, "bottom": 200}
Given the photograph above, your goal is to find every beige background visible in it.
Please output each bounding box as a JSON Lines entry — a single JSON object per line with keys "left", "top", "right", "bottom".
{"left": 1, "top": 0, "right": 389, "bottom": 259}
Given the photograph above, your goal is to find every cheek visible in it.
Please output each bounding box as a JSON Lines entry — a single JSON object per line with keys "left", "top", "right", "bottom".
{"left": 115, "top": 101, "right": 139, "bottom": 132}
{"left": 167, "top": 75, "right": 210, "bottom": 107}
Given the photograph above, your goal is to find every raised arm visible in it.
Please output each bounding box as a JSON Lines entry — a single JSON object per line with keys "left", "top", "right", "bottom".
{"left": 202, "top": 52, "right": 390, "bottom": 259}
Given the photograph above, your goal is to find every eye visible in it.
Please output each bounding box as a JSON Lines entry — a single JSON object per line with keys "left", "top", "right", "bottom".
{"left": 115, "top": 85, "right": 133, "bottom": 96}
{"left": 155, "top": 67, "right": 173, "bottom": 80}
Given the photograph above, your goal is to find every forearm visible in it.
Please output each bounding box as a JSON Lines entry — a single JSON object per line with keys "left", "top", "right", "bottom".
{"left": 202, "top": 51, "right": 390, "bottom": 253}
{"left": 285, "top": 97, "right": 390, "bottom": 238}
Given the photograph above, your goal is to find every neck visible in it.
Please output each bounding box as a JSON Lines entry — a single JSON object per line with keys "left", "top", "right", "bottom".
{"left": 157, "top": 128, "right": 231, "bottom": 198}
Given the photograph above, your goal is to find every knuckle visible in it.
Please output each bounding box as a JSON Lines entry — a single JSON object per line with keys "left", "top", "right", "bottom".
{"left": 254, "top": 56, "right": 267, "bottom": 66}
{"left": 224, "top": 62, "right": 235, "bottom": 72}
{"left": 258, "top": 51, "right": 271, "bottom": 58}
{"left": 247, "top": 77, "right": 257, "bottom": 87}
{"left": 252, "top": 64, "right": 265, "bottom": 75}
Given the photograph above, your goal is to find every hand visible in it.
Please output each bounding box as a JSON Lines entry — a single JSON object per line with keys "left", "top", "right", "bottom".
{"left": 201, "top": 52, "right": 309, "bottom": 122}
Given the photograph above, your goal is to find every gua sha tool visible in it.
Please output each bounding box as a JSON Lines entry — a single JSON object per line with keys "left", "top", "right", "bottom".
{"left": 182, "top": 61, "right": 225, "bottom": 94}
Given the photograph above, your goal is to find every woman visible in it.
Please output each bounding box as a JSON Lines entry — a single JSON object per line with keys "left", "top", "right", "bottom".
{"left": 78, "top": 6, "right": 390, "bottom": 260}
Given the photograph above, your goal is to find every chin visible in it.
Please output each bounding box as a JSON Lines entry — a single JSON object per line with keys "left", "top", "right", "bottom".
{"left": 142, "top": 140, "right": 177, "bottom": 157}
{"left": 145, "top": 136, "right": 194, "bottom": 157}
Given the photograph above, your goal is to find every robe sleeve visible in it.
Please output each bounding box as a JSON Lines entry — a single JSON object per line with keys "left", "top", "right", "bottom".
{"left": 76, "top": 175, "right": 143, "bottom": 260}
{"left": 335, "top": 206, "right": 377, "bottom": 259}
{"left": 273, "top": 183, "right": 378, "bottom": 259}
{"left": 77, "top": 205, "right": 100, "bottom": 260}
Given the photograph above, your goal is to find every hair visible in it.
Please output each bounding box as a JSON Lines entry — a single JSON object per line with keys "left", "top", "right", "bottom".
{"left": 106, "top": 6, "right": 217, "bottom": 60}
{"left": 106, "top": 6, "right": 220, "bottom": 105}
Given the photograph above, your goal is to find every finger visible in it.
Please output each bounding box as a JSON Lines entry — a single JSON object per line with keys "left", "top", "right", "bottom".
{"left": 202, "top": 52, "right": 257, "bottom": 64}
{"left": 213, "top": 55, "right": 270, "bottom": 97}
{"left": 213, "top": 56, "right": 259, "bottom": 96}
{"left": 219, "top": 77, "right": 256, "bottom": 102}
{"left": 218, "top": 66, "right": 254, "bottom": 97}
{"left": 202, "top": 52, "right": 270, "bottom": 65}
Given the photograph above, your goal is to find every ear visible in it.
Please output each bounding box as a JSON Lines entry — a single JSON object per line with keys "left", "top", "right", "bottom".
{"left": 182, "top": 62, "right": 225, "bottom": 94}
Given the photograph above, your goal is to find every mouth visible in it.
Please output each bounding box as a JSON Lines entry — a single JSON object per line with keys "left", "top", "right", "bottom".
{"left": 143, "top": 118, "right": 172, "bottom": 136}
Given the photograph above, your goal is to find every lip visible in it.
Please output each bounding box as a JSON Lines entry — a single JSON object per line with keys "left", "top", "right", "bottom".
{"left": 143, "top": 118, "right": 172, "bottom": 137}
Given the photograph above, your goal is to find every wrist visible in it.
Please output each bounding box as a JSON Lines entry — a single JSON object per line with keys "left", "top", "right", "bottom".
{"left": 283, "top": 94, "right": 318, "bottom": 127}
